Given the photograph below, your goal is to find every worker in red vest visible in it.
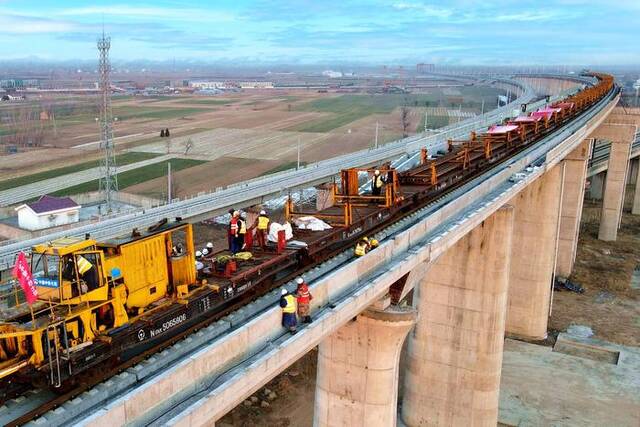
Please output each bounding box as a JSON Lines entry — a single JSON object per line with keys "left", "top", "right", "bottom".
{"left": 295, "top": 277, "right": 313, "bottom": 323}
{"left": 229, "top": 211, "right": 240, "bottom": 253}
{"left": 226, "top": 208, "right": 235, "bottom": 251}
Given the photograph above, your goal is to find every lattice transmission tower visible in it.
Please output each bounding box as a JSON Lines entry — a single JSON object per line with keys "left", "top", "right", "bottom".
{"left": 97, "top": 32, "right": 118, "bottom": 213}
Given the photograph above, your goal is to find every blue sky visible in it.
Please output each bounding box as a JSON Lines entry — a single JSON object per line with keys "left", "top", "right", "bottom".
{"left": 0, "top": 0, "right": 638, "bottom": 65}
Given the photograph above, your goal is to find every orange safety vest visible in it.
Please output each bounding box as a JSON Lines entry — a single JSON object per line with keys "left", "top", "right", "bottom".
{"left": 297, "top": 284, "right": 312, "bottom": 304}
{"left": 230, "top": 218, "right": 238, "bottom": 235}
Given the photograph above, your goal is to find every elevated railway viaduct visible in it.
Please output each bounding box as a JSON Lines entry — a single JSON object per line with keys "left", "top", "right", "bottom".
{"left": 0, "top": 76, "right": 537, "bottom": 275}
{"left": 4, "top": 75, "right": 640, "bottom": 427}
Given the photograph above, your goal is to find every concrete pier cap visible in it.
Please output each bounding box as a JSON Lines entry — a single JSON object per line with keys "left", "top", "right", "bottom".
{"left": 314, "top": 303, "right": 417, "bottom": 427}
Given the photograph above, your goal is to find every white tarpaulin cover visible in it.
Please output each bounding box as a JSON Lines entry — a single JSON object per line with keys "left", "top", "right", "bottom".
{"left": 293, "top": 216, "right": 332, "bottom": 231}
{"left": 268, "top": 222, "right": 294, "bottom": 242}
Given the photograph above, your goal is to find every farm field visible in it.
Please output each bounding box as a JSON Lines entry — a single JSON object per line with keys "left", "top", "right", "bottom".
{"left": 0, "top": 152, "right": 159, "bottom": 191}
{"left": 287, "top": 87, "right": 499, "bottom": 133}
{"left": 50, "top": 158, "right": 207, "bottom": 198}
{"left": 0, "top": 84, "right": 504, "bottom": 200}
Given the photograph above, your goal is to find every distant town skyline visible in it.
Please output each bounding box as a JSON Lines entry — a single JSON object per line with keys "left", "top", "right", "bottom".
{"left": 0, "top": 0, "right": 638, "bottom": 66}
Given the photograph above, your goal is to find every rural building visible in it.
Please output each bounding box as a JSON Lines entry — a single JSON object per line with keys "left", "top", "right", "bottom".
{"left": 238, "top": 81, "right": 274, "bottom": 89}
{"left": 416, "top": 63, "right": 435, "bottom": 74}
{"left": 322, "top": 70, "right": 343, "bottom": 78}
{"left": 190, "top": 81, "right": 225, "bottom": 89}
{"left": 15, "top": 195, "right": 80, "bottom": 230}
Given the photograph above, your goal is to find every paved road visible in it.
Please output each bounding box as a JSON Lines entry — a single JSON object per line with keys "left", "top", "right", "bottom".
{"left": 0, "top": 154, "right": 172, "bottom": 207}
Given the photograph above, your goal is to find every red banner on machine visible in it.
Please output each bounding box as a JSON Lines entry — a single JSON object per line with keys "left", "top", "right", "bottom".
{"left": 12, "top": 252, "right": 38, "bottom": 305}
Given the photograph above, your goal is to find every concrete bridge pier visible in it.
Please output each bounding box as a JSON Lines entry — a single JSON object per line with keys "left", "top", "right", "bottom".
{"left": 401, "top": 206, "right": 514, "bottom": 426}
{"left": 633, "top": 158, "right": 640, "bottom": 215}
{"left": 556, "top": 139, "right": 593, "bottom": 278}
{"left": 506, "top": 165, "right": 563, "bottom": 340}
{"left": 591, "top": 123, "right": 636, "bottom": 241}
{"left": 605, "top": 109, "right": 640, "bottom": 215}
{"left": 589, "top": 172, "right": 605, "bottom": 200}
{"left": 314, "top": 303, "right": 417, "bottom": 427}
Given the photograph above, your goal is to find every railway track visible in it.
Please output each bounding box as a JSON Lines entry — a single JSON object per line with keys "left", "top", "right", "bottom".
{"left": 0, "top": 77, "right": 538, "bottom": 272}
{"left": 0, "top": 77, "right": 617, "bottom": 427}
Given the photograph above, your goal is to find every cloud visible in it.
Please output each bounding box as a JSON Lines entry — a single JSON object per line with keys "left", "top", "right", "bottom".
{"left": 392, "top": 2, "right": 454, "bottom": 18}
{"left": 492, "top": 11, "right": 570, "bottom": 22}
{"left": 130, "top": 33, "right": 234, "bottom": 50}
{"left": 0, "top": 1, "right": 635, "bottom": 65}
{"left": 0, "top": 14, "right": 75, "bottom": 33}
{"left": 56, "top": 5, "right": 236, "bottom": 22}
{"left": 390, "top": 2, "right": 578, "bottom": 23}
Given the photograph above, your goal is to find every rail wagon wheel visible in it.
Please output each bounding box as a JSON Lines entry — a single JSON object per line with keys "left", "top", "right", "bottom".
{"left": 51, "top": 377, "right": 78, "bottom": 394}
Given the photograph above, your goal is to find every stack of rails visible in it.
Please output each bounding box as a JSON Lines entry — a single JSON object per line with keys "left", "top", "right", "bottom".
{"left": 0, "top": 73, "right": 615, "bottom": 395}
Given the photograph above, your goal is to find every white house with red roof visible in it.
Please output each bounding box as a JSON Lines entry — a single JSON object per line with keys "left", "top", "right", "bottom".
{"left": 14, "top": 195, "right": 81, "bottom": 230}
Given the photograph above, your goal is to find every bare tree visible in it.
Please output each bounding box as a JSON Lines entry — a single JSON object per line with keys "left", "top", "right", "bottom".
{"left": 5, "top": 104, "right": 48, "bottom": 149}
{"left": 401, "top": 106, "right": 410, "bottom": 138}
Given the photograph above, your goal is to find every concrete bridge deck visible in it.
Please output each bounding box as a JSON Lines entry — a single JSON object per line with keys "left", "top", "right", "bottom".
{"left": 16, "top": 77, "right": 627, "bottom": 426}
{"left": 0, "top": 77, "right": 544, "bottom": 273}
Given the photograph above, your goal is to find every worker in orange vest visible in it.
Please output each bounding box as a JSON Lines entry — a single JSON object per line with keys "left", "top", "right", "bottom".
{"left": 295, "top": 277, "right": 313, "bottom": 323}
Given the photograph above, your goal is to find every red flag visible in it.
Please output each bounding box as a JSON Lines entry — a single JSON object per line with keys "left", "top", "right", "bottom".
{"left": 12, "top": 252, "right": 38, "bottom": 305}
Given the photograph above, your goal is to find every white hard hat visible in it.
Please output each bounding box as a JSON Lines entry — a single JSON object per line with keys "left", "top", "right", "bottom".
{"left": 281, "top": 288, "right": 288, "bottom": 295}
{"left": 195, "top": 250, "right": 202, "bottom": 257}
{"left": 206, "top": 242, "right": 213, "bottom": 248}
{"left": 241, "top": 211, "right": 247, "bottom": 218}
{"left": 296, "top": 277, "right": 304, "bottom": 284}
{"left": 374, "top": 169, "right": 380, "bottom": 175}
{"left": 260, "top": 210, "right": 266, "bottom": 215}
{"left": 233, "top": 210, "right": 239, "bottom": 217}
{"left": 202, "top": 248, "right": 209, "bottom": 255}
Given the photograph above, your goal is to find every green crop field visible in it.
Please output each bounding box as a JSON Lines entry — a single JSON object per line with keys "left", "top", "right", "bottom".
{"left": 286, "top": 87, "right": 503, "bottom": 133}
{"left": 50, "top": 106, "right": 210, "bottom": 127}
{"left": 50, "top": 158, "right": 207, "bottom": 197}
{"left": 259, "top": 161, "right": 309, "bottom": 177}
{"left": 111, "top": 106, "right": 209, "bottom": 121}
{"left": 416, "top": 114, "right": 450, "bottom": 133}
{"left": 0, "top": 152, "right": 161, "bottom": 191}
{"left": 183, "top": 99, "right": 236, "bottom": 105}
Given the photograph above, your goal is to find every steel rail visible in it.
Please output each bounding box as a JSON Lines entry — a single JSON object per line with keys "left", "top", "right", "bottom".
{"left": 71, "top": 80, "right": 620, "bottom": 427}
{"left": 1, "top": 79, "right": 617, "bottom": 427}
{"left": 0, "top": 77, "right": 539, "bottom": 271}
{"left": 0, "top": 74, "right": 593, "bottom": 271}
